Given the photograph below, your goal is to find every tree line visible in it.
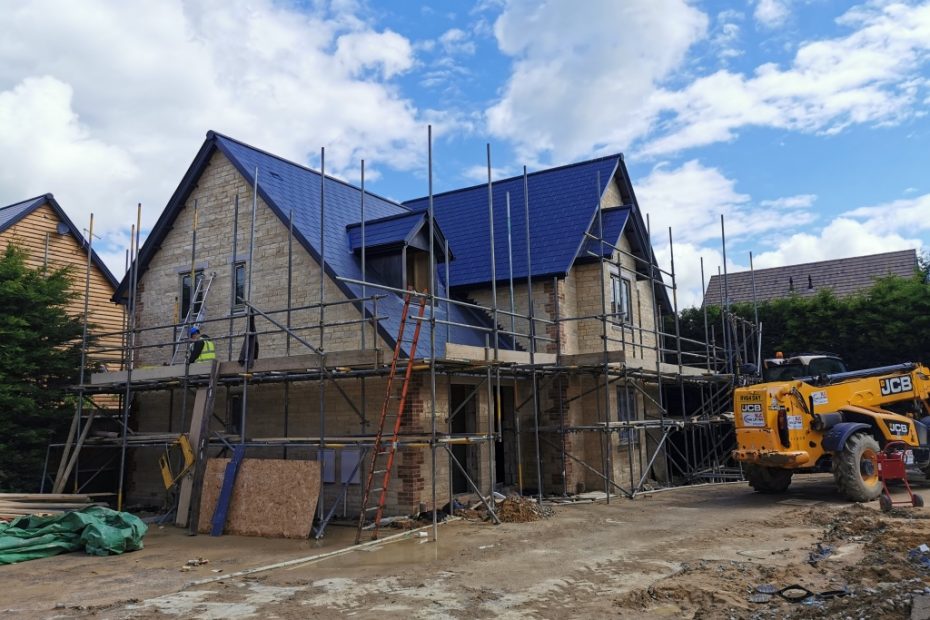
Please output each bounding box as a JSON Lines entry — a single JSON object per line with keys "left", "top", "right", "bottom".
{"left": 674, "top": 266, "right": 930, "bottom": 371}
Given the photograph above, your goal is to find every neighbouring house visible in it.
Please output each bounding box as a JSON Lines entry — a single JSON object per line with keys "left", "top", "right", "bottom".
{"left": 0, "top": 194, "right": 122, "bottom": 366}
{"left": 99, "top": 131, "right": 712, "bottom": 521}
{"left": 702, "top": 249, "right": 919, "bottom": 307}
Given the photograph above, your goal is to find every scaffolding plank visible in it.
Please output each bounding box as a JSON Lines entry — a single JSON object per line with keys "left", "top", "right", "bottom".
{"left": 216, "top": 349, "right": 381, "bottom": 375}
{"left": 175, "top": 386, "right": 210, "bottom": 527}
{"left": 90, "top": 362, "right": 213, "bottom": 385}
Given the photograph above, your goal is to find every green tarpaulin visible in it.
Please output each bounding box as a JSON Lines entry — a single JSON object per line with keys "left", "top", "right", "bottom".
{"left": 0, "top": 506, "right": 147, "bottom": 565}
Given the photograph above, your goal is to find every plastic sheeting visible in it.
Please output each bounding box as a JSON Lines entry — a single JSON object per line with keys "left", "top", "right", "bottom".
{"left": 0, "top": 506, "right": 147, "bottom": 565}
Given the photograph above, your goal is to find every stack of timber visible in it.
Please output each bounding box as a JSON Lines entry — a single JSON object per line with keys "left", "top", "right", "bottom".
{"left": 0, "top": 494, "right": 102, "bottom": 520}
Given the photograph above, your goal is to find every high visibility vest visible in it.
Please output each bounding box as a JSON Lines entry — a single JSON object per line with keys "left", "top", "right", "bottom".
{"left": 199, "top": 338, "right": 216, "bottom": 361}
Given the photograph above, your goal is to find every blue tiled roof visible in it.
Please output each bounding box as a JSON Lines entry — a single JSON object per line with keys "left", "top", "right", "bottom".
{"left": 0, "top": 195, "right": 46, "bottom": 233}
{"left": 346, "top": 211, "right": 426, "bottom": 253}
{"left": 404, "top": 155, "right": 621, "bottom": 288}
{"left": 0, "top": 193, "right": 118, "bottom": 288}
{"left": 121, "top": 132, "right": 506, "bottom": 356}
{"left": 579, "top": 206, "right": 630, "bottom": 259}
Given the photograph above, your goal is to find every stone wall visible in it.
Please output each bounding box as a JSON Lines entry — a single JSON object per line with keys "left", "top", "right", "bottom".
{"left": 133, "top": 150, "right": 385, "bottom": 366}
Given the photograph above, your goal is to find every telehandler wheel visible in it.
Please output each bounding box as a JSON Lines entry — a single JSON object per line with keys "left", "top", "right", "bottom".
{"left": 745, "top": 464, "right": 793, "bottom": 494}
{"left": 833, "top": 433, "right": 882, "bottom": 502}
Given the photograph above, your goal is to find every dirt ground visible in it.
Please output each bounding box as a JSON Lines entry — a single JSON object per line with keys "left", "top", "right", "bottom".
{"left": 4, "top": 474, "right": 930, "bottom": 619}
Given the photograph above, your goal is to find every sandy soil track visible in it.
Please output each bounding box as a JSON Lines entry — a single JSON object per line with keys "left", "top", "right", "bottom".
{"left": 4, "top": 474, "right": 930, "bottom": 619}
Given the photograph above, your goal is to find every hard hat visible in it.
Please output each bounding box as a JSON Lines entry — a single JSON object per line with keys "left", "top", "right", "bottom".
{"left": 189, "top": 326, "right": 200, "bottom": 336}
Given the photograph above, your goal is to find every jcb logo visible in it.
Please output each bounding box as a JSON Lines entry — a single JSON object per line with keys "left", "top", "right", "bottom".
{"left": 888, "top": 422, "right": 910, "bottom": 436}
{"left": 880, "top": 376, "right": 913, "bottom": 396}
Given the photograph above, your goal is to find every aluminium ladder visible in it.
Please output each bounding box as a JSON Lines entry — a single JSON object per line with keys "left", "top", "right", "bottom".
{"left": 355, "top": 291, "right": 427, "bottom": 543}
{"left": 171, "top": 272, "right": 216, "bottom": 365}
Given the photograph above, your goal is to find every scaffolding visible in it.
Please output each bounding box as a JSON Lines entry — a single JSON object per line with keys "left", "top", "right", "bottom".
{"left": 46, "top": 128, "right": 763, "bottom": 541}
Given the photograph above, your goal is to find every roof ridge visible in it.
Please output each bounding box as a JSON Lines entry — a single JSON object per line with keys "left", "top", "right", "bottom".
{"left": 403, "top": 152, "right": 623, "bottom": 204}
{"left": 208, "top": 130, "right": 410, "bottom": 211}
{"left": 346, "top": 210, "right": 424, "bottom": 229}
{"left": 1, "top": 194, "right": 48, "bottom": 211}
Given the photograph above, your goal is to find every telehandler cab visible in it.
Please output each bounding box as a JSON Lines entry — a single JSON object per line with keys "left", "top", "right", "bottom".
{"left": 732, "top": 362, "right": 930, "bottom": 501}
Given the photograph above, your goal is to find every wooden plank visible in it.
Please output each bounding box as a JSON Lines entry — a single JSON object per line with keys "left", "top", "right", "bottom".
{"left": 560, "top": 350, "right": 626, "bottom": 366}
{"left": 0, "top": 502, "right": 99, "bottom": 510}
{"left": 198, "top": 458, "right": 320, "bottom": 539}
{"left": 0, "top": 493, "right": 92, "bottom": 502}
{"left": 175, "top": 379, "right": 211, "bottom": 527}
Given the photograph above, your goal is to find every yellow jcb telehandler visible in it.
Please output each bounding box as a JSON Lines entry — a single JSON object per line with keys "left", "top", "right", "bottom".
{"left": 732, "top": 361, "right": 930, "bottom": 501}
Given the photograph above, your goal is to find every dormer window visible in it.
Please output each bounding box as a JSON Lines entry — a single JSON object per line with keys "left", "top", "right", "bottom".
{"left": 346, "top": 211, "right": 450, "bottom": 294}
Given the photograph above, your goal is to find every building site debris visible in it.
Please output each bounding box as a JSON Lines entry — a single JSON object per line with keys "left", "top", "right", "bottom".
{"left": 0, "top": 506, "right": 146, "bottom": 565}
{"left": 489, "top": 496, "right": 553, "bottom": 523}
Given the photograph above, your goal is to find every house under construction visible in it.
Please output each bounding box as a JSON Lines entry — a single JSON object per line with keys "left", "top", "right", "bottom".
{"left": 49, "top": 130, "right": 746, "bottom": 539}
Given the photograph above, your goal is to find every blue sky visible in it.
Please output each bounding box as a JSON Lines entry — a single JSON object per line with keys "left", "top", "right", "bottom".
{"left": 1, "top": 0, "right": 928, "bottom": 306}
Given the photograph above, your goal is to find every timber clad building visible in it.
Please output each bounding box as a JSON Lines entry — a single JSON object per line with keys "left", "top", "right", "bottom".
{"left": 90, "top": 131, "right": 721, "bottom": 525}
{"left": 0, "top": 194, "right": 121, "bottom": 366}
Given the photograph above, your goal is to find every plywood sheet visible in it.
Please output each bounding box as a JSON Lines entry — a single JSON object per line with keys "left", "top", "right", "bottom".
{"left": 198, "top": 458, "right": 320, "bottom": 538}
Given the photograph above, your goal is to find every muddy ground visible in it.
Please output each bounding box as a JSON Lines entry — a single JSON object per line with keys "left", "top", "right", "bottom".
{"left": 4, "top": 474, "right": 930, "bottom": 619}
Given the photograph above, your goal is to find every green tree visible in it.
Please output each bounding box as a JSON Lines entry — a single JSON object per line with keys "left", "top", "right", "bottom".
{"left": 0, "top": 244, "right": 84, "bottom": 491}
{"left": 677, "top": 273, "right": 930, "bottom": 370}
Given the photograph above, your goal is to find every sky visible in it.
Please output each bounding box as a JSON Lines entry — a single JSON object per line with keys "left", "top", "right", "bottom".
{"left": 1, "top": 0, "right": 928, "bottom": 307}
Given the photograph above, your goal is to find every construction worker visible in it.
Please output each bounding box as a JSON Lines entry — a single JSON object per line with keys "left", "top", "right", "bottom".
{"left": 188, "top": 327, "right": 215, "bottom": 364}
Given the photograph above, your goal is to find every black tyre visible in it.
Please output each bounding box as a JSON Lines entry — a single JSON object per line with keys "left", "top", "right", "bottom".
{"left": 745, "top": 464, "right": 793, "bottom": 494}
{"left": 879, "top": 494, "right": 892, "bottom": 512}
{"left": 914, "top": 494, "right": 924, "bottom": 508}
{"left": 833, "top": 433, "right": 882, "bottom": 502}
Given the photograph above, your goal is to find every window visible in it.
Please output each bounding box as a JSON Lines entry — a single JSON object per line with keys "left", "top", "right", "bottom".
{"left": 616, "top": 388, "right": 638, "bottom": 445}
{"left": 233, "top": 262, "right": 247, "bottom": 311}
{"left": 610, "top": 273, "right": 632, "bottom": 324}
{"left": 227, "top": 394, "right": 242, "bottom": 435}
{"left": 180, "top": 270, "right": 204, "bottom": 321}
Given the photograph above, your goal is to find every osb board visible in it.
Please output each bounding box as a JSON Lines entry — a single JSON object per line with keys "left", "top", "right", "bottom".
{"left": 197, "top": 458, "right": 320, "bottom": 538}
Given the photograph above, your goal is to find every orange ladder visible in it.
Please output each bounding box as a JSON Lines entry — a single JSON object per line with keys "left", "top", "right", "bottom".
{"left": 355, "top": 291, "right": 427, "bottom": 543}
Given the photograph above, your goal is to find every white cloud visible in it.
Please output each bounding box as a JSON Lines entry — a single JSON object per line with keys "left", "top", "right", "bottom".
{"left": 751, "top": 217, "right": 922, "bottom": 268}
{"left": 653, "top": 242, "right": 730, "bottom": 309}
{"left": 645, "top": 2, "right": 930, "bottom": 155}
{"left": 640, "top": 164, "right": 928, "bottom": 307}
{"left": 843, "top": 192, "right": 930, "bottom": 235}
{"left": 486, "top": 0, "right": 708, "bottom": 164}
{"left": 634, "top": 160, "right": 816, "bottom": 246}
{"left": 754, "top": 0, "right": 791, "bottom": 29}
{"left": 636, "top": 160, "right": 819, "bottom": 306}
{"left": 0, "top": 0, "right": 428, "bottom": 273}
{"left": 335, "top": 30, "right": 414, "bottom": 78}
{"left": 485, "top": 1, "right": 930, "bottom": 165}
{"left": 760, "top": 194, "right": 817, "bottom": 209}
{"left": 439, "top": 28, "right": 476, "bottom": 55}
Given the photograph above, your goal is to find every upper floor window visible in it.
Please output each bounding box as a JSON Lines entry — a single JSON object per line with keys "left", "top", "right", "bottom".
{"left": 180, "top": 270, "right": 204, "bottom": 321}
{"left": 610, "top": 273, "right": 632, "bottom": 324}
{"left": 233, "top": 262, "right": 247, "bottom": 312}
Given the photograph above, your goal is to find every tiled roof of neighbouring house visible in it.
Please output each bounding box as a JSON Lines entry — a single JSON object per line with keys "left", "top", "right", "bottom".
{"left": 703, "top": 249, "right": 919, "bottom": 307}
